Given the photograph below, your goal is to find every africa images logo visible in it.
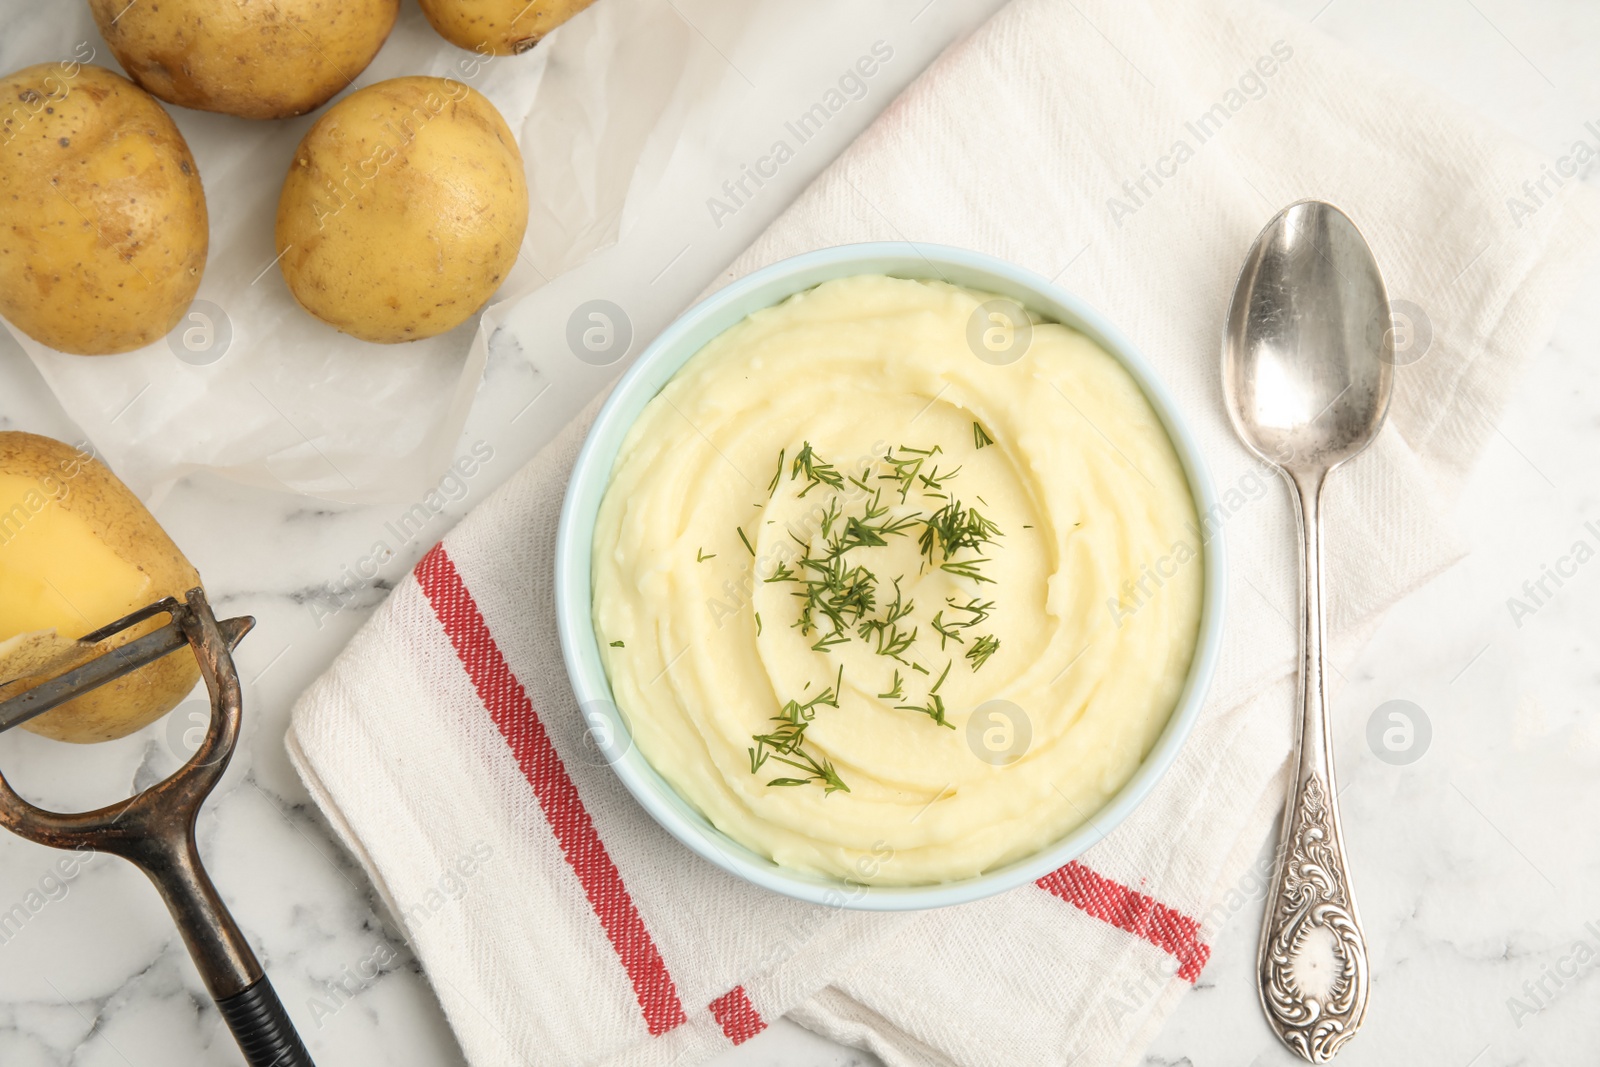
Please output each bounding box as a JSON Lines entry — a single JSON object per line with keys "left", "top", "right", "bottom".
{"left": 704, "top": 41, "right": 894, "bottom": 229}
{"left": 1105, "top": 40, "right": 1295, "bottom": 227}
{"left": 1504, "top": 119, "right": 1600, "bottom": 229}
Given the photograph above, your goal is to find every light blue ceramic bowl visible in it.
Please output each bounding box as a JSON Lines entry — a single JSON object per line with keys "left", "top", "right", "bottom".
{"left": 554, "top": 242, "right": 1226, "bottom": 911}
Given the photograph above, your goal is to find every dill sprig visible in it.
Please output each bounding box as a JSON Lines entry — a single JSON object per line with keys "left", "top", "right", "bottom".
{"left": 931, "top": 596, "right": 997, "bottom": 648}
{"left": 948, "top": 597, "right": 995, "bottom": 627}
{"left": 974, "top": 422, "right": 993, "bottom": 449}
{"left": 829, "top": 512, "right": 920, "bottom": 557}
{"left": 811, "top": 630, "right": 851, "bottom": 653}
{"left": 940, "top": 558, "right": 996, "bottom": 584}
{"left": 918, "top": 499, "right": 1003, "bottom": 564}
{"left": 877, "top": 669, "right": 904, "bottom": 701}
{"left": 857, "top": 580, "right": 916, "bottom": 661}
{"left": 868, "top": 622, "right": 916, "bottom": 660}
{"left": 767, "top": 448, "right": 786, "bottom": 494}
{"left": 965, "top": 634, "right": 1000, "bottom": 671}
{"left": 737, "top": 526, "right": 755, "bottom": 556}
{"left": 916, "top": 462, "right": 961, "bottom": 499}
{"left": 819, "top": 497, "right": 842, "bottom": 539}
{"left": 749, "top": 676, "right": 849, "bottom": 793}
{"left": 837, "top": 515, "right": 888, "bottom": 551}
{"left": 827, "top": 488, "right": 921, "bottom": 557}
{"left": 930, "top": 610, "right": 966, "bottom": 649}
{"left": 791, "top": 442, "right": 845, "bottom": 498}
{"left": 792, "top": 554, "right": 878, "bottom": 637}
{"left": 880, "top": 445, "right": 942, "bottom": 503}
{"left": 896, "top": 661, "right": 955, "bottom": 729}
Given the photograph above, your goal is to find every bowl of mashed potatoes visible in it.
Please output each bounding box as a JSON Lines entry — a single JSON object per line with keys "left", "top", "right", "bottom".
{"left": 555, "top": 243, "right": 1225, "bottom": 909}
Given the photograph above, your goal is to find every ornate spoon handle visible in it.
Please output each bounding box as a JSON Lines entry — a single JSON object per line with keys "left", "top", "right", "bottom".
{"left": 1258, "top": 468, "right": 1369, "bottom": 1063}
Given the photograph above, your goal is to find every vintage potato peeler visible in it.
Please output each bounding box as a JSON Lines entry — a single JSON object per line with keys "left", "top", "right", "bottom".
{"left": 0, "top": 588, "right": 316, "bottom": 1067}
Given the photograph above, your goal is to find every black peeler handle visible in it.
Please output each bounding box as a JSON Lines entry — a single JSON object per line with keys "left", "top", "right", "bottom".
{"left": 217, "top": 978, "right": 317, "bottom": 1067}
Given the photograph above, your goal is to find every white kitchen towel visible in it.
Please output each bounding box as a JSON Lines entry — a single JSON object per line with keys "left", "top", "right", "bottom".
{"left": 286, "top": 0, "right": 1600, "bottom": 1065}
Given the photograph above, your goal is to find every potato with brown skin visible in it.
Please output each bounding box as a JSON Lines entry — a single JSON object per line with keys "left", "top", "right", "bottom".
{"left": 0, "top": 64, "right": 207, "bottom": 356}
{"left": 418, "top": 0, "right": 599, "bottom": 55}
{"left": 86, "top": 0, "right": 401, "bottom": 120}
{"left": 0, "top": 433, "right": 203, "bottom": 744}
{"left": 275, "top": 76, "right": 528, "bottom": 344}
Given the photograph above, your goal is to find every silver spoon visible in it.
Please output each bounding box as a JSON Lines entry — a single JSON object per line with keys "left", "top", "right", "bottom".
{"left": 1222, "top": 200, "right": 1393, "bottom": 1062}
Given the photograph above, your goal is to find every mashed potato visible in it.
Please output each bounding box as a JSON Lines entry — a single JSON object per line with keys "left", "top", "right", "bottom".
{"left": 591, "top": 274, "right": 1202, "bottom": 885}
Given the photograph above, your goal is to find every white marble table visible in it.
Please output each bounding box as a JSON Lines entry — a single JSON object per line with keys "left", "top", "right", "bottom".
{"left": 1, "top": 1, "right": 1597, "bottom": 1065}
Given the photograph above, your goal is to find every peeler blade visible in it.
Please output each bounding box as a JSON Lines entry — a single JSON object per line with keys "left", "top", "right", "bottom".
{"left": 0, "top": 601, "right": 253, "bottom": 734}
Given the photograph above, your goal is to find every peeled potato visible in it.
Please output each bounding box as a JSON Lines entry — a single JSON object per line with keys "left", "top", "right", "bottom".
{"left": 86, "top": 0, "right": 401, "bottom": 120}
{"left": 275, "top": 76, "right": 528, "bottom": 343}
{"left": 418, "top": 0, "right": 599, "bottom": 55}
{"left": 0, "top": 63, "right": 207, "bottom": 356}
{"left": 0, "top": 433, "right": 203, "bottom": 744}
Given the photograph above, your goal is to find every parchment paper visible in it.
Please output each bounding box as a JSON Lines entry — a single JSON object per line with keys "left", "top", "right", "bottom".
{"left": 0, "top": 0, "right": 705, "bottom": 502}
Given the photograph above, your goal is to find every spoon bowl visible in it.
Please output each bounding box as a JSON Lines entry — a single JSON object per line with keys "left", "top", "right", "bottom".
{"left": 1223, "top": 200, "right": 1393, "bottom": 473}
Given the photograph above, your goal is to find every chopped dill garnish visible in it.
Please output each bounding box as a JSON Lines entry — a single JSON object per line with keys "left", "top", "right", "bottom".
{"left": 818, "top": 497, "right": 841, "bottom": 539}
{"left": 755, "top": 612, "right": 762, "bottom": 636}
{"left": 867, "top": 619, "right": 915, "bottom": 661}
{"left": 940, "top": 558, "right": 996, "bottom": 584}
{"left": 919, "top": 499, "right": 1003, "bottom": 564}
{"left": 895, "top": 693, "right": 951, "bottom": 728}
{"left": 857, "top": 579, "right": 915, "bottom": 660}
{"left": 930, "top": 611, "right": 964, "bottom": 649}
{"left": 749, "top": 680, "right": 849, "bottom": 793}
{"left": 609, "top": 640, "right": 624, "bottom": 647}
{"left": 753, "top": 437, "right": 1010, "bottom": 745}
{"left": 896, "top": 663, "right": 954, "bottom": 729}
{"left": 767, "top": 448, "right": 786, "bottom": 494}
{"left": 696, "top": 548, "right": 716, "bottom": 562}
{"left": 965, "top": 634, "right": 1000, "bottom": 671}
{"left": 838, "top": 515, "right": 887, "bottom": 550}
{"left": 811, "top": 630, "right": 850, "bottom": 653}
{"left": 947, "top": 597, "right": 995, "bottom": 627}
{"left": 917, "top": 463, "right": 961, "bottom": 498}
{"left": 828, "top": 493, "right": 920, "bottom": 557}
{"left": 931, "top": 596, "right": 996, "bottom": 647}
{"left": 793, "top": 555, "right": 878, "bottom": 636}
{"left": 880, "top": 445, "right": 942, "bottom": 502}
{"left": 791, "top": 442, "right": 845, "bottom": 498}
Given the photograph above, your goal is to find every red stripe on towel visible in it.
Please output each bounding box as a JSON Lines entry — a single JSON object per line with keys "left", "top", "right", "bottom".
{"left": 709, "top": 986, "right": 766, "bottom": 1045}
{"left": 1037, "top": 861, "right": 1211, "bottom": 982}
{"left": 416, "top": 543, "right": 688, "bottom": 1036}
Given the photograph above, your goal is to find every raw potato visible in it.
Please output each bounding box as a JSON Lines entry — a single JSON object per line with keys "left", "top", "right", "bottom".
{"left": 418, "top": 0, "right": 599, "bottom": 55}
{"left": 0, "top": 433, "right": 203, "bottom": 744}
{"left": 86, "top": 0, "right": 401, "bottom": 120}
{"left": 0, "top": 63, "right": 208, "bottom": 356}
{"left": 275, "top": 76, "right": 528, "bottom": 344}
